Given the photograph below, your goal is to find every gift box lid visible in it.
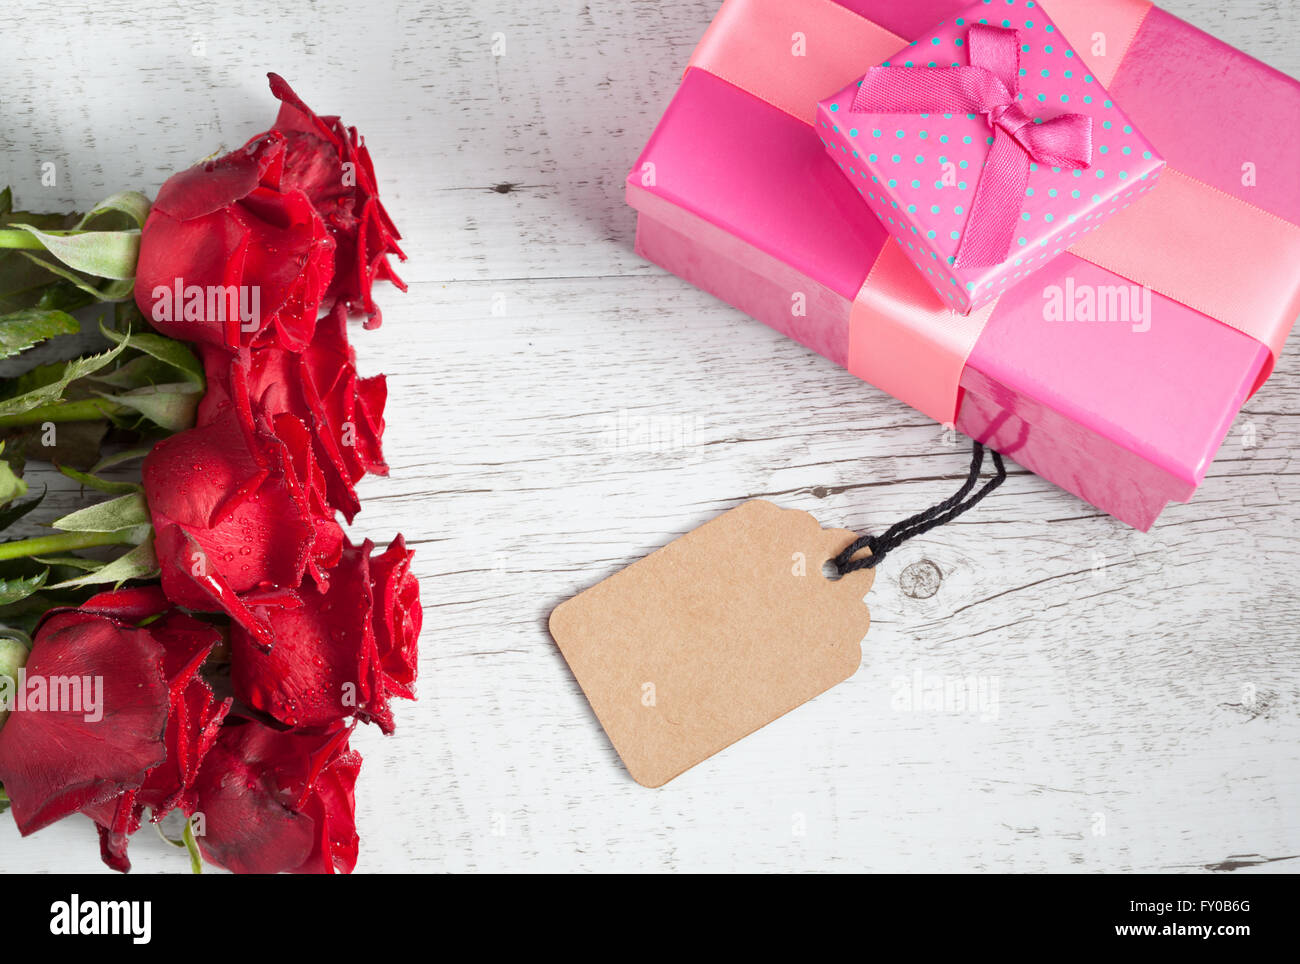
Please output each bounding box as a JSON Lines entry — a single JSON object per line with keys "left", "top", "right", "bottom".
{"left": 816, "top": 0, "right": 1165, "bottom": 313}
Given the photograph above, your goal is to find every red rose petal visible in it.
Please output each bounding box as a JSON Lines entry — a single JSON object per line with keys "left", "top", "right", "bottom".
{"left": 0, "top": 613, "right": 170, "bottom": 836}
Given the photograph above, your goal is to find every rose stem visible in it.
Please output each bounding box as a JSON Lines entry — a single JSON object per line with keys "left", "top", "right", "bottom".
{"left": 0, "top": 399, "right": 130, "bottom": 428}
{"left": 0, "top": 530, "right": 135, "bottom": 563}
{"left": 0, "top": 230, "right": 50, "bottom": 251}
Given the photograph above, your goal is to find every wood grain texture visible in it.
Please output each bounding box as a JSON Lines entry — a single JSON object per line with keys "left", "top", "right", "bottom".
{"left": 1, "top": 0, "right": 1297, "bottom": 874}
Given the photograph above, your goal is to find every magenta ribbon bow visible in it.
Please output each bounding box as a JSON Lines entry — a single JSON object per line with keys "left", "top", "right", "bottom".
{"left": 852, "top": 24, "right": 1094, "bottom": 268}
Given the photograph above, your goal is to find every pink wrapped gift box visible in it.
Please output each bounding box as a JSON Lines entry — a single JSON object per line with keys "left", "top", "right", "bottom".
{"left": 815, "top": 0, "right": 1166, "bottom": 312}
{"left": 626, "top": 0, "right": 1300, "bottom": 530}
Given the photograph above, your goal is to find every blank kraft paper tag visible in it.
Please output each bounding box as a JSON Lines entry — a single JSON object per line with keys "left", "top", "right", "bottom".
{"left": 549, "top": 500, "right": 874, "bottom": 788}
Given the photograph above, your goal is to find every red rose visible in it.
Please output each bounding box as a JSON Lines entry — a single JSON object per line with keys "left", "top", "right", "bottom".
{"left": 144, "top": 404, "right": 344, "bottom": 649}
{"left": 370, "top": 534, "right": 421, "bottom": 700}
{"left": 198, "top": 304, "right": 388, "bottom": 522}
{"left": 189, "top": 718, "right": 361, "bottom": 875}
{"left": 135, "top": 129, "right": 335, "bottom": 352}
{"left": 269, "top": 73, "right": 406, "bottom": 326}
{"left": 0, "top": 587, "right": 229, "bottom": 872}
{"left": 230, "top": 537, "right": 419, "bottom": 734}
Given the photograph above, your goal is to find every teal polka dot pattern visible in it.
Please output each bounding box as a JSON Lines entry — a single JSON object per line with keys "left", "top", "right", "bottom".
{"left": 813, "top": 0, "right": 1165, "bottom": 313}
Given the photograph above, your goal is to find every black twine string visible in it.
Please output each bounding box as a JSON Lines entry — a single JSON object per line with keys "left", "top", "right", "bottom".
{"left": 832, "top": 441, "right": 1006, "bottom": 576}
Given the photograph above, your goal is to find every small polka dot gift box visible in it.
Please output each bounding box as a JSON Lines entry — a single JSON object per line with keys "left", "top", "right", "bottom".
{"left": 816, "top": 0, "right": 1164, "bottom": 314}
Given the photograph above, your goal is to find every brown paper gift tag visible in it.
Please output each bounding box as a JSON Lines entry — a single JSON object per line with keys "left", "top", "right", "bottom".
{"left": 549, "top": 499, "right": 874, "bottom": 788}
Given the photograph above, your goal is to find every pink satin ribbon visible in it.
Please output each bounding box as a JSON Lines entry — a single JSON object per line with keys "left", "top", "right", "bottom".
{"left": 853, "top": 25, "right": 1094, "bottom": 268}
{"left": 685, "top": 0, "right": 906, "bottom": 125}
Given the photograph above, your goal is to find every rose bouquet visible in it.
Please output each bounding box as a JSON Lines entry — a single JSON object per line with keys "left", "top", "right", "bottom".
{"left": 0, "top": 75, "right": 420, "bottom": 874}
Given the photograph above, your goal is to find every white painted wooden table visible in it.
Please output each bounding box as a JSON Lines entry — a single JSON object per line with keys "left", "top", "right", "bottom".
{"left": 1, "top": 0, "right": 1298, "bottom": 874}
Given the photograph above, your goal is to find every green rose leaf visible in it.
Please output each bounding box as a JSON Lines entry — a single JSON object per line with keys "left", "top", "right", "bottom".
{"left": 4, "top": 190, "right": 150, "bottom": 287}
{"left": 9, "top": 225, "right": 139, "bottom": 281}
{"left": 51, "top": 490, "right": 150, "bottom": 534}
{"left": 0, "top": 570, "right": 47, "bottom": 607}
{"left": 97, "top": 383, "right": 200, "bottom": 432}
{"left": 91, "top": 355, "right": 177, "bottom": 391}
{"left": 0, "top": 330, "right": 129, "bottom": 420}
{"left": 78, "top": 191, "right": 151, "bottom": 232}
{"left": 17, "top": 253, "right": 135, "bottom": 303}
{"left": 0, "top": 308, "right": 80, "bottom": 360}
{"left": 45, "top": 537, "right": 157, "bottom": 590}
{"left": 101, "top": 326, "right": 203, "bottom": 388}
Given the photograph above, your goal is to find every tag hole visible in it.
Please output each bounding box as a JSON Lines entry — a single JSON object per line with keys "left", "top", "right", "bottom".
{"left": 821, "top": 559, "right": 843, "bottom": 581}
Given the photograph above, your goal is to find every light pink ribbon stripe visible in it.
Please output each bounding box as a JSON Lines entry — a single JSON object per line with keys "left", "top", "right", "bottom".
{"left": 686, "top": 0, "right": 906, "bottom": 126}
